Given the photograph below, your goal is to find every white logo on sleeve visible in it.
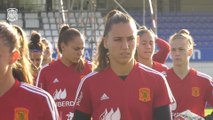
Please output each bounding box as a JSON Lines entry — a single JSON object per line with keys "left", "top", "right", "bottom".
{"left": 100, "top": 93, "right": 110, "bottom": 101}
{"left": 53, "top": 89, "right": 67, "bottom": 100}
{"left": 99, "top": 108, "right": 121, "bottom": 120}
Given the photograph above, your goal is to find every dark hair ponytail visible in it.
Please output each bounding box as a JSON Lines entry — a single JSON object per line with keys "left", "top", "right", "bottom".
{"left": 58, "top": 24, "right": 69, "bottom": 53}
{"left": 94, "top": 39, "right": 109, "bottom": 71}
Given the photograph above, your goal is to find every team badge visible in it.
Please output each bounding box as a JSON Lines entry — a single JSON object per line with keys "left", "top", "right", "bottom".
{"left": 14, "top": 107, "right": 29, "bottom": 120}
{"left": 192, "top": 87, "right": 200, "bottom": 97}
{"left": 7, "top": 8, "right": 18, "bottom": 22}
{"left": 139, "top": 88, "right": 151, "bottom": 102}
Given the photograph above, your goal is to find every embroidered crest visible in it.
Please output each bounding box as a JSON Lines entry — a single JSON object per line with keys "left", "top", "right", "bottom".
{"left": 14, "top": 107, "right": 29, "bottom": 120}
{"left": 139, "top": 88, "right": 151, "bottom": 102}
{"left": 192, "top": 87, "right": 200, "bottom": 97}
{"left": 7, "top": 8, "right": 18, "bottom": 22}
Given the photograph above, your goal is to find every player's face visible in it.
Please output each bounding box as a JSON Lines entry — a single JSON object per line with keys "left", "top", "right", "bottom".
{"left": 137, "top": 32, "right": 155, "bottom": 60}
{"left": 170, "top": 38, "right": 192, "bottom": 66}
{"left": 0, "top": 38, "right": 12, "bottom": 79}
{"left": 104, "top": 22, "right": 137, "bottom": 65}
{"left": 30, "top": 51, "right": 43, "bottom": 68}
{"left": 43, "top": 46, "right": 52, "bottom": 59}
{"left": 62, "top": 36, "right": 85, "bottom": 64}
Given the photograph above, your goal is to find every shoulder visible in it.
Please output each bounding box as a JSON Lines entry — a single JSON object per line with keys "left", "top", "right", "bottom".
{"left": 40, "top": 63, "right": 50, "bottom": 72}
{"left": 84, "top": 60, "right": 95, "bottom": 70}
{"left": 136, "top": 64, "right": 166, "bottom": 82}
{"left": 164, "top": 68, "right": 173, "bottom": 74}
{"left": 196, "top": 70, "right": 212, "bottom": 80}
{"left": 155, "top": 61, "right": 168, "bottom": 68}
{"left": 153, "top": 61, "right": 169, "bottom": 70}
{"left": 40, "top": 60, "right": 60, "bottom": 72}
{"left": 20, "top": 83, "right": 55, "bottom": 102}
{"left": 138, "top": 63, "right": 166, "bottom": 79}
{"left": 37, "top": 64, "right": 51, "bottom": 79}
{"left": 75, "top": 71, "right": 98, "bottom": 101}
{"left": 77, "top": 69, "right": 108, "bottom": 89}
{"left": 19, "top": 82, "right": 58, "bottom": 119}
{"left": 195, "top": 69, "right": 212, "bottom": 84}
{"left": 80, "top": 71, "right": 99, "bottom": 84}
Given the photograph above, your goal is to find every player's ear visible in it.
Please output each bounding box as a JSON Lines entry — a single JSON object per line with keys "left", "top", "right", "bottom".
{"left": 188, "top": 48, "right": 193, "bottom": 56}
{"left": 103, "top": 37, "right": 108, "bottom": 49}
{"left": 60, "top": 42, "right": 66, "bottom": 52}
{"left": 10, "top": 50, "right": 20, "bottom": 64}
{"left": 136, "top": 35, "right": 140, "bottom": 47}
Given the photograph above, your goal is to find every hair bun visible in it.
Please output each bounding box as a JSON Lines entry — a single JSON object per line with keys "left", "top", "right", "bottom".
{"left": 178, "top": 29, "right": 190, "bottom": 35}
{"left": 139, "top": 26, "right": 147, "bottom": 30}
{"left": 30, "top": 31, "right": 41, "bottom": 44}
{"left": 60, "top": 24, "right": 69, "bottom": 33}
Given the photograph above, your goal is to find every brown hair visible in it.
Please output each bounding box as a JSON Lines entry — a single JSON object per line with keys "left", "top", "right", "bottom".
{"left": 135, "top": 26, "right": 155, "bottom": 60}
{"left": 94, "top": 10, "right": 137, "bottom": 72}
{"left": 28, "top": 31, "right": 44, "bottom": 52}
{"left": 137, "top": 26, "right": 155, "bottom": 37}
{"left": 58, "top": 24, "right": 86, "bottom": 72}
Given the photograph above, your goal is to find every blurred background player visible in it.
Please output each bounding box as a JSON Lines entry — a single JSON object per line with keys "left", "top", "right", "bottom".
{"left": 165, "top": 29, "right": 213, "bottom": 119}
{"left": 136, "top": 26, "right": 168, "bottom": 72}
{"left": 137, "top": 26, "right": 171, "bottom": 64}
{"left": 41, "top": 38, "right": 54, "bottom": 65}
{"left": 28, "top": 31, "right": 44, "bottom": 81}
{"left": 36, "top": 24, "right": 93, "bottom": 120}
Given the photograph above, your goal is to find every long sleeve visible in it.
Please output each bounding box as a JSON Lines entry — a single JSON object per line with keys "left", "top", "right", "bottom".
{"left": 153, "top": 38, "right": 171, "bottom": 64}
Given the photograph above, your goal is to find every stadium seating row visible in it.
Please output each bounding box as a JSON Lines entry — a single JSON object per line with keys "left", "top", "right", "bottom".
{"left": 0, "top": 11, "right": 212, "bottom": 49}
{"left": 129, "top": 11, "right": 213, "bottom": 48}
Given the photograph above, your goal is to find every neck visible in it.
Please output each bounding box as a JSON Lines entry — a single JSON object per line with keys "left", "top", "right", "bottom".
{"left": 110, "top": 59, "right": 135, "bottom": 76}
{"left": 0, "top": 70, "right": 16, "bottom": 96}
{"left": 61, "top": 56, "right": 73, "bottom": 67}
{"left": 173, "top": 63, "right": 190, "bottom": 80}
{"left": 138, "top": 57, "right": 153, "bottom": 68}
